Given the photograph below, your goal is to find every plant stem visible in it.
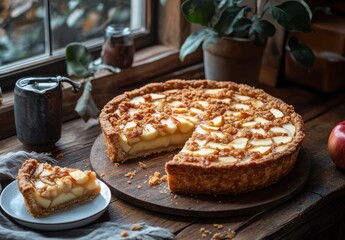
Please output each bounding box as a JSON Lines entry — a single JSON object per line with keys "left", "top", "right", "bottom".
{"left": 260, "top": 0, "right": 270, "bottom": 17}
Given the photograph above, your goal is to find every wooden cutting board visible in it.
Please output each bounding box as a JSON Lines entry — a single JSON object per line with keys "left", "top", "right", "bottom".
{"left": 90, "top": 134, "right": 310, "bottom": 217}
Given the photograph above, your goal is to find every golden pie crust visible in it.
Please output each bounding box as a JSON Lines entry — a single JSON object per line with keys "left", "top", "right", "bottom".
{"left": 17, "top": 159, "right": 100, "bottom": 217}
{"left": 99, "top": 80, "right": 305, "bottom": 195}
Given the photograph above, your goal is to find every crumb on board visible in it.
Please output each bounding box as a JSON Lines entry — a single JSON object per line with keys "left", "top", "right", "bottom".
{"left": 200, "top": 227, "right": 211, "bottom": 234}
{"left": 213, "top": 224, "right": 223, "bottom": 230}
{"left": 160, "top": 175, "right": 167, "bottom": 182}
{"left": 120, "top": 231, "right": 129, "bottom": 237}
{"left": 131, "top": 224, "right": 143, "bottom": 231}
{"left": 137, "top": 185, "right": 142, "bottom": 189}
{"left": 148, "top": 171, "right": 168, "bottom": 186}
{"left": 56, "top": 153, "right": 65, "bottom": 158}
{"left": 114, "top": 163, "right": 121, "bottom": 167}
{"left": 139, "top": 162, "right": 147, "bottom": 169}
{"left": 212, "top": 233, "right": 221, "bottom": 239}
{"left": 100, "top": 173, "right": 105, "bottom": 177}
{"left": 125, "top": 170, "right": 137, "bottom": 179}
{"left": 227, "top": 230, "right": 236, "bottom": 239}
{"left": 127, "top": 180, "right": 131, "bottom": 184}
{"left": 149, "top": 171, "right": 161, "bottom": 186}
{"left": 200, "top": 226, "right": 236, "bottom": 239}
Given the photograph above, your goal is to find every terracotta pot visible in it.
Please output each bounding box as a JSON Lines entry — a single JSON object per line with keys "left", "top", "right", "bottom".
{"left": 204, "top": 37, "right": 265, "bottom": 84}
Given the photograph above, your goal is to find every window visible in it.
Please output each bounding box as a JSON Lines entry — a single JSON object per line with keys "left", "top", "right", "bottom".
{"left": 0, "top": 0, "right": 152, "bottom": 89}
{"left": 0, "top": 0, "right": 203, "bottom": 140}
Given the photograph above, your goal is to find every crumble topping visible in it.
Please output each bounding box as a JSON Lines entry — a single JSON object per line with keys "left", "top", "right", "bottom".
{"left": 101, "top": 80, "right": 302, "bottom": 166}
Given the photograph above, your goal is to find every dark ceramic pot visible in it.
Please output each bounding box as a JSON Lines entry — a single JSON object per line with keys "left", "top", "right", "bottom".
{"left": 14, "top": 76, "right": 80, "bottom": 151}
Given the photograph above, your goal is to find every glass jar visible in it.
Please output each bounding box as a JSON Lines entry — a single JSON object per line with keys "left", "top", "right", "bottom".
{"left": 101, "top": 25, "right": 135, "bottom": 69}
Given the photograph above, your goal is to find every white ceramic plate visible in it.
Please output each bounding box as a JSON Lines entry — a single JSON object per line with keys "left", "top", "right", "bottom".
{"left": 0, "top": 179, "right": 111, "bottom": 231}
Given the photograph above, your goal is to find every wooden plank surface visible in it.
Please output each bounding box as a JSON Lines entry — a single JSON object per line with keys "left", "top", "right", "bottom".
{"left": 1, "top": 80, "right": 345, "bottom": 239}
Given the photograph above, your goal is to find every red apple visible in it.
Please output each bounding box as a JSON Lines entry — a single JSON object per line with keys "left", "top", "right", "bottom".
{"left": 328, "top": 121, "right": 345, "bottom": 170}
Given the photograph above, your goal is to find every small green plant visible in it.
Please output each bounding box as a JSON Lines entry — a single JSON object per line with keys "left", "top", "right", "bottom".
{"left": 180, "top": 0, "right": 315, "bottom": 68}
{"left": 65, "top": 43, "right": 120, "bottom": 122}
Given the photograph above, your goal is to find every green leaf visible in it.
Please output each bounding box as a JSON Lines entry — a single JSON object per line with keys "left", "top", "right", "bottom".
{"left": 232, "top": 18, "right": 252, "bottom": 38}
{"left": 89, "top": 62, "right": 121, "bottom": 74}
{"left": 288, "top": 37, "right": 315, "bottom": 68}
{"left": 202, "top": 34, "right": 218, "bottom": 50}
{"left": 251, "top": 19, "right": 275, "bottom": 37}
{"left": 180, "top": 29, "right": 215, "bottom": 61}
{"left": 75, "top": 80, "right": 100, "bottom": 122}
{"left": 66, "top": 43, "right": 93, "bottom": 78}
{"left": 214, "top": 5, "right": 249, "bottom": 36}
{"left": 228, "top": 0, "right": 243, "bottom": 6}
{"left": 248, "top": 18, "right": 276, "bottom": 45}
{"left": 249, "top": 31, "right": 266, "bottom": 45}
{"left": 296, "top": 0, "right": 313, "bottom": 20}
{"left": 181, "top": 0, "right": 216, "bottom": 26}
{"left": 270, "top": 1, "right": 312, "bottom": 32}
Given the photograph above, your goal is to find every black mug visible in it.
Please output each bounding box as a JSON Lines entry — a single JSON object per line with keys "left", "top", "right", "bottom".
{"left": 14, "top": 76, "right": 80, "bottom": 150}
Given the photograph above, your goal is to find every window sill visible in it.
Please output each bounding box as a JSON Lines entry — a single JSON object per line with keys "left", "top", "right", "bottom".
{"left": 0, "top": 44, "right": 203, "bottom": 139}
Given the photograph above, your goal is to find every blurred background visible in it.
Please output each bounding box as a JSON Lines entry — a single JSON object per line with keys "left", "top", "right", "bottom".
{"left": 0, "top": 0, "right": 132, "bottom": 66}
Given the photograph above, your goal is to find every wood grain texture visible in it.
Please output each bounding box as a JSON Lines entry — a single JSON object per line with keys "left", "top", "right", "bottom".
{"left": 90, "top": 134, "right": 310, "bottom": 218}
{"left": 158, "top": 0, "right": 190, "bottom": 48}
{"left": 2, "top": 66, "right": 345, "bottom": 239}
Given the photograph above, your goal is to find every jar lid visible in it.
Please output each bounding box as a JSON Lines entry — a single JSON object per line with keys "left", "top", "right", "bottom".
{"left": 16, "top": 77, "right": 59, "bottom": 94}
{"left": 105, "top": 25, "right": 131, "bottom": 37}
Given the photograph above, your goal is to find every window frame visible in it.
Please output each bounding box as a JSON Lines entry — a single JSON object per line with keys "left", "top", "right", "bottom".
{"left": 0, "top": 0, "right": 203, "bottom": 140}
{"left": 0, "top": 0, "right": 155, "bottom": 90}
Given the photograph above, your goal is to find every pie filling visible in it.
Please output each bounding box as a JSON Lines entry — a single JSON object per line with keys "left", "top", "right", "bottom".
{"left": 120, "top": 131, "right": 192, "bottom": 156}
{"left": 109, "top": 88, "right": 297, "bottom": 163}
{"left": 17, "top": 159, "right": 101, "bottom": 217}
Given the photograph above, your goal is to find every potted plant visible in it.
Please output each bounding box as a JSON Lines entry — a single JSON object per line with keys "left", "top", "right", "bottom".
{"left": 179, "top": 0, "right": 315, "bottom": 84}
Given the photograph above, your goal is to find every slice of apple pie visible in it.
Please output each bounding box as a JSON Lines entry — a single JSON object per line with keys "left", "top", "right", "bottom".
{"left": 17, "top": 159, "right": 101, "bottom": 217}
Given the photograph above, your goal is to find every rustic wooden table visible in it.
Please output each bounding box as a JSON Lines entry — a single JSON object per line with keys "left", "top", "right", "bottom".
{"left": 1, "top": 79, "right": 345, "bottom": 240}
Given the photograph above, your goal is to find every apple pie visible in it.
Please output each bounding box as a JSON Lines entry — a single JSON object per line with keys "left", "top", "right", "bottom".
{"left": 99, "top": 80, "right": 304, "bottom": 194}
{"left": 17, "top": 159, "right": 101, "bottom": 217}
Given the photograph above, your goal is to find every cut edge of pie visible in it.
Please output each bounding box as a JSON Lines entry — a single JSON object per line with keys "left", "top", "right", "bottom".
{"left": 99, "top": 79, "right": 305, "bottom": 195}
{"left": 17, "top": 159, "right": 101, "bottom": 217}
